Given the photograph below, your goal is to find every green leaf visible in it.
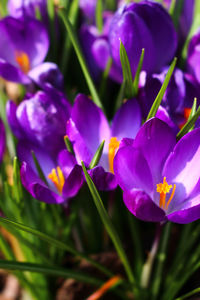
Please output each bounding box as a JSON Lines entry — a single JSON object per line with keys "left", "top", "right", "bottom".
{"left": 31, "top": 151, "right": 48, "bottom": 185}
{"left": 89, "top": 140, "right": 105, "bottom": 169}
{"left": 60, "top": 0, "right": 79, "bottom": 73}
{"left": 133, "top": 48, "right": 145, "bottom": 96}
{"left": 175, "top": 287, "right": 200, "bottom": 300}
{"left": 0, "top": 260, "right": 102, "bottom": 286}
{"left": 96, "top": 0, "right": 103, "bottom": 32}
{"left": 120, "top": 41, "right": 134, "bottom": 99}
{"left": 81, "top": 161, "right": 136, "bottom": 287}
{"left": 176, "top": 100, "right": 200, "bottom": 141}
{"left": 59, "top": 9, "right": 104, "bottom": 111}
{"left": 64, "top": 135, "right": 75, "bottom": 154}
{"left": 146, "top": 57, "right": 177, "bottom": 121}
{"left": 0, "top": 217, "right": 112, "bottom": 277}
{"left": 12, "top": 157, "right": 23, "bottom": 204}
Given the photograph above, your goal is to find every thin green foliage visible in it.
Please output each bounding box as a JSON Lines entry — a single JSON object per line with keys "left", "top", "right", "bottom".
{"left": 89, "top": 140, "right": 105, "bottom": 169}
{"left": 81, "top": 161, "right": 136, "bottom": 288}
{"left": 146, "top": 57, "right": 177, "bottom": 121}
{"left": 59, "top": 9, "right": 104, "bottom": 110}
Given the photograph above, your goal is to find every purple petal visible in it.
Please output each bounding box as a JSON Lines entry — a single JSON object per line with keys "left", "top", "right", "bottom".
{"left": 111, "top": 99, "right": 141, "bottom": 140}
{"left": 114, "top": 145, "right": 153, "bottom": 194}
{"left": 92, "top": 38, "right": 123, "bottom": 83}
{"left": 0, "top": 59, "right": 30, "bottom": 83}
{"left": 20, "top": 162, "right": 64, "bottom": 204}
{"left": 62, "top": 165, "right": 84, "bottom": 198}
{"left": 133, "top": 118, "right": 176, "bottom": 185}
{"left": 71, "top": 94, "right": 110, "bottom": 153}
{"left": 163, "top": 128, "right": 200, "bottom": 209}
{"left": 58, "top": 149, "right": 77, "bottom": 178}
{"left": 6, "top": 100, "right": 24, "bottom": 138}
{"left": 123, "top": 189, "right": 165, "bottom": 222}
{"left": 28, "top": 62, "right": 64, "bottom": 90}
{"left": 167, "top": 195, "right": 200, "bottom": 224}
{"left": 88, "top": 166, "right": 117, "bottom": 191}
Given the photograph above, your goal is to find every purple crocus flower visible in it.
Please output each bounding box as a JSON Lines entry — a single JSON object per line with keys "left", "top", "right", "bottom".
{"left": 66, "top": 93, "right": 141, "bottom": 191}
{"left": 114, "top": 118, "right": 200, "bottom": 224}
{"left": 80, "top": 11, "right": 122, "bottom": 82}
{"left": 108, "top": 1, "right": 177, "bottom": 79}
{"left": 6, "top": 90, "right": 71, "bottom": 161}
{"left": 20, "top": 153, "right": 84, "bottom": 204}
{"left": 0, "top": 16, "right": 49, "bottom": 84}
{"left": 7, "top": 0, "right": 47, "bottom": 23}
{"left": 163, "top": 0, "right": 194, "bottom": 49}
{"left": 187, "top": 30, "right": 200, "bottom": 84}
{"left": 0, "top": 120, "right": 6, "bottom": 163}
{"left": 139, "top": 68, "right": 200, "bottom": 127}
{"left": 79, "top": 0, "right": 97, "bottom": 20}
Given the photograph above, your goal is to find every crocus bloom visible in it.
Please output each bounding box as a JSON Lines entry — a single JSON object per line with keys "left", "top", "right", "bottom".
{"left": 6, "top": 90, "right": 71, "bottom": 161}
{"left": 20, "top": 153, "right": 83, "bottom": 204}
{"left": 187, "top": 30, "right": 200, "bottom": 84}
{"left": 7, "top": 0, "right": 47, "bottom": 22}
{"left": 108, "top": 2, "right": 177, "bottom": 79}
{"left": 138, "top": 68, "right": 200, "bottom": 127}
{"left": 79, "top": 0, "right": 97, "bottom": 20}
{"left": 80, "top": 11, "right": 122, "bottom": 82}
{"left": 0, "top": 16, "right": 49, "bottom": 84}
{"left": 66, "top": 93, "right": 141, "bottom": 190}
{"left": 0, "top": 120, "right": 6, "bottom": 163}
{"left": 114, "top": 118, "right": 200, "bottom": 224}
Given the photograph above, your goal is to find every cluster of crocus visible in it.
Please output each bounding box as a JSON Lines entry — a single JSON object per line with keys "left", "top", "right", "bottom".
{"left": 3, "top": 0, "right": 200, "bottom": 227}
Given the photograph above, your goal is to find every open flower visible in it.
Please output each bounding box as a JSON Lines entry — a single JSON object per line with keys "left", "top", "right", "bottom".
{"left": 114, "top": 118, "right": 200, "bottom": 224}
{"left": 66, "top": 93, "right": 141, "bottom": 190}
{"left": 0, "top": 16, "right": 49, "bottom": 84}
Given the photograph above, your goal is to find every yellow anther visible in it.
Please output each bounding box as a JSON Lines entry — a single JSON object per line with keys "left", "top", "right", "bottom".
{"left": 48, "top": 166, "right": 65, "bottom": 194}
{"left": 156, "top": 177, "right": 176, "bottom": 210}
{"left": 15, "top": 51, "right": 30, "bottom": 74}
{"left": 108, "top": 137, "right": 120, "bottom": 173}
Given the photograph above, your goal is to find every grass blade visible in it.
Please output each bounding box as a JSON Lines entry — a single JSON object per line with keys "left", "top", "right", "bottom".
{"left": 96, "top": 0, "right": 103, "bottom": 32}
{"left": 59, "top": 9, "right": 103, "bottom": 111}
{"left": 89, "top": 140, "right": 105, "bottom": 169}
{"left": 0, "top": 260, "right": 102, "bottom": 286}
{"left": 0, "top": 217, "right": 112, "bottom": 277}
{"left": 120, "top": 41, "right": 134, "bottom": 99}
{"left": 146, "top": 57, "right": 177, "bottom": 121}
{"left": 133, "top": 48, "right": 145, "bottom": 96}
{"left": 81, "top": 161, "right": 136, "bottom": 287}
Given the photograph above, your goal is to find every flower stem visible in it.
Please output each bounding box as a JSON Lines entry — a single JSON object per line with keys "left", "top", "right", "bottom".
{"left": 140, "top": 223, "right": 162, "bottom": 288}
{"left": 151, "top": 222, "right": 172, "bottom": 300}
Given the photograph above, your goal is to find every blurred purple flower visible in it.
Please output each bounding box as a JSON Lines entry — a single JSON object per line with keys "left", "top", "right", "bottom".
{"left": 114, "top": 118, "right": 200, "bottom": 224}
{"left": 7, "top": 0, "right": 48, "bottom": 23}
{"left": 108, "top": 1, "right": 177, "bottom": 79}
{"left": 187, "top": 30, "right": 200, "bottom": 84}
{"left": 6, "top": 90, "right": 71, "bottom": 160}
{"left": 66, "top": 93, "right": 142, "bottom": 191}
{"left": 139, "top": 68, "right": 200, "bottom": 127}
{"left": 0, "top": 16, "right": 49, "bottom": 84}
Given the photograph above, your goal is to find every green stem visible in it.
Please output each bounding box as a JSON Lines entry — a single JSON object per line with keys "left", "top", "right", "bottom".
{"left": 140, "top": 224, "right": 161, "bottom": 289}
{"left": 151, "top": 222, "right": 172, "bottom": 299}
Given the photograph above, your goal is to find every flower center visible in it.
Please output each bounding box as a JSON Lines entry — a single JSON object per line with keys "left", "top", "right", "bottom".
{"left": 48, "top": 166, "right": 65, "bottom": 194}
{"left": 15, "top": 51, "right": 30, "bottom": 74}
{"left": 108, "top": 137, "right": 120, "bottom": 173}
{"left": 156, "top": 177, "right": 176, "bottom": 210}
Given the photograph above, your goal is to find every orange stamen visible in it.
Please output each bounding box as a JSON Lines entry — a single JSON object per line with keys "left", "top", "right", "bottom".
{"left": 86, "top": 275, "right": 122, "bottom": 300}
{"left": 15, "top": 51, "right": 30, "bottom": 74}
{"left": 108, "top": 137, "right": 120, "bottom": 173}
{"left": 48, "top": 166, "right": 65, "bottom": 194}
{"left": 157, "top": 177, "right": 176, "bottom": 209}
{"left": 179, "top": 108, "right": 192, "bottom": 129}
